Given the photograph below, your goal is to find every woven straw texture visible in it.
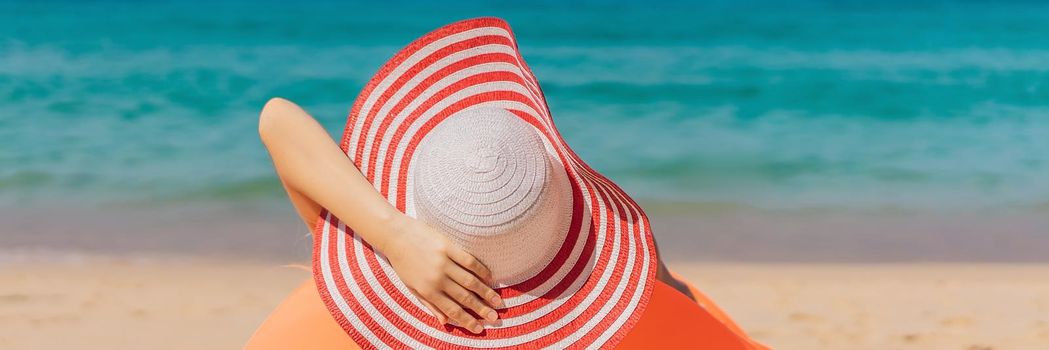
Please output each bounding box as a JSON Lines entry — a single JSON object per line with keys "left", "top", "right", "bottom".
{"left": 312, "top": 17, "right": 657, "bottom": 350}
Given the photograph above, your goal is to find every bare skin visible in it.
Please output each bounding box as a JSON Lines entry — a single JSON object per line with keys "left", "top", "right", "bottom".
{"left": 258, "top": 98, "right": 693, "bottom": 333}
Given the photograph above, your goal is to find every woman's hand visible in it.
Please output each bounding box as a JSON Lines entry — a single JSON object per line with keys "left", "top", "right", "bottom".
{"left": 258, "top": 98, "right": 502, "bottom": 333}
{"left": 379, "top": 214, "right": 505, "bottom": 334}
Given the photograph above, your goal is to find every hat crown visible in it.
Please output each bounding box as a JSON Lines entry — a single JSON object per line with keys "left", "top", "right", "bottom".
{"left": 412, "top": 108, "right": 571, "bottom": 286}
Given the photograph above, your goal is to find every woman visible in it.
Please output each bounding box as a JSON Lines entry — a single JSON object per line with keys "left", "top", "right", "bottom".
{"left": 245, "top": 18, "right": 768, "bottom": 349}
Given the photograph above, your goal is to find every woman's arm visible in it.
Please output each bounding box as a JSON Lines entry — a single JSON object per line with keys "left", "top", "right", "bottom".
{"left": 258, "top": 98, "right": 502, "bottom": 334}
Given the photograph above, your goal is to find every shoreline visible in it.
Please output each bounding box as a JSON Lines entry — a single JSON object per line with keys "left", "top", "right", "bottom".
{"left": 3, "top": 203, "right": 1048, "bottom": 263}
{"left": 2, "top": 256, "right": 1047, "bottom": 349}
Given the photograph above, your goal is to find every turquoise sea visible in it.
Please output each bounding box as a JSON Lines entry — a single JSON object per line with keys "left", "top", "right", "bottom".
{"left": 3, "top": 0, "right": 1049, "bottom": 212}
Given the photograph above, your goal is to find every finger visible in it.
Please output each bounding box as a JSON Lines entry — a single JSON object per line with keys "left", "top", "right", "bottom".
{"left": 415, "top": 293, "right": 447, "bottom": 324}
{"left": 443, "top": 279, "right": 498, "bottom": 323}
{"left": 446, "top": 264, "right": 504, "bottom": 309}
{"left": 432, "top": 293, "right": 484, "bottom": 334}
{"left": 446, "top": 246, "right": 494, "bottom": 285}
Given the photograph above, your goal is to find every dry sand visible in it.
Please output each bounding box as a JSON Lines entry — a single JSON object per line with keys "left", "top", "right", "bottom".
{"left": 2, "top": 255, "right": 1048, "bottom": 350}
{"left": 679, "top": 264, "right": 1049, "bottom": 350}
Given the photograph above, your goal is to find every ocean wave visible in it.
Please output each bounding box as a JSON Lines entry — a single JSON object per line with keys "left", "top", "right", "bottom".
{"left": 528, "top": 46, "right": 1049, "bottom": 73}
{"left": 4, "top": 1, "right": 1049, "bottom": 212}
{"left": 557, "top": 102, "right": 1049, "bottom": 211}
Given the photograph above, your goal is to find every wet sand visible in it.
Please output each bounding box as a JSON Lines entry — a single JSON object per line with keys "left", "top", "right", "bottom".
{"left": 2, "top": 255, "right": 1048, "bottom": 350}
{"left": 4, "top": 204, "right": 1049, "bottom": 263}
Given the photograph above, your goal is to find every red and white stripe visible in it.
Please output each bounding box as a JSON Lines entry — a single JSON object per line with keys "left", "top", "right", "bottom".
{"left": 312, "top": 17, "right": 657, "bottom": 349}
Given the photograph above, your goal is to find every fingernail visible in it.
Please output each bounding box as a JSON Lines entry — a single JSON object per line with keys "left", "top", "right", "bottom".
{"left": 484, "top": 309, "right": 497, "bottom": 322}
{"left": 493, "top": 296, "right": 505, "bottom": 308}
{"left": 472, "top": 325, "right": 484, "bottom": 334}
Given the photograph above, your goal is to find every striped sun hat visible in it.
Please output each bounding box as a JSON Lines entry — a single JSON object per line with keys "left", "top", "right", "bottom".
{"left": 312, "top": 17, "right": 657, "bottom": 349}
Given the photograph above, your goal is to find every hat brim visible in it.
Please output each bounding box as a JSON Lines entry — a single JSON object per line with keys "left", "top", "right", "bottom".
{"left": 312, "top": 17, "right": 657, "bottom": 349}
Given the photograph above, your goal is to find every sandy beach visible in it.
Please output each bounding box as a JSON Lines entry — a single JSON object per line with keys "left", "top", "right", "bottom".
{"left": 3, "top": 206, "right": 1049, "bottom": 349}
{"left": 7, "top": 2, "right": 1049, "bottom": 349}
{"left": 2, "top": 254, "right": 1047, "bottom": 350}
